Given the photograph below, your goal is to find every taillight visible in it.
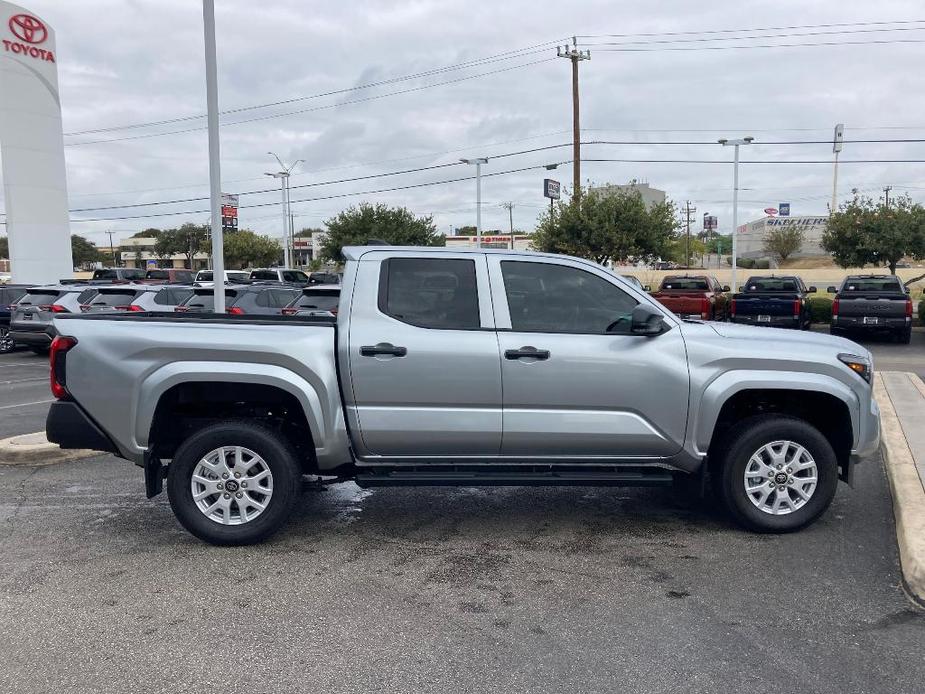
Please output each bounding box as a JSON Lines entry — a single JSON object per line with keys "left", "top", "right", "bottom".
{"left": 832, "top": 298, "right": 840, "bottom": 318}
{"left": 127, "top": 305, "right": 145, "bottom": 312}
{"left": 281, "top": 307, "right": 298, "bottom": 316}
{"left": 39, "top": 304, "right": 69, "bottom": 313}
{"left": 50, "top": 336, "right": 77, "bottom": 400}
{"left": 730, "top": 299, "right": 736, "bottom": 317}
{"left": 793, "top": 299, "right": 801, "bottom": 318}
{"left": 906, "top": 299, "right": 913, "bottom": 318}
{"left": 174, "top": 306, "right": 189, "bottom": 313}
{"left": 330, "top": 307, "right": 338, "bottom": 316}
{"left": 701, "top": 296, "right": 710, "bottom": 320}
{"left": 226, "top": 306, "right": 245, "bottom": 315}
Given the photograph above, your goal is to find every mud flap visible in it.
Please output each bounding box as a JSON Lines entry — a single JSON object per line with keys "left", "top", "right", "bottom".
{"left": 144, "top": 450, "right": 166, "bottom": 498}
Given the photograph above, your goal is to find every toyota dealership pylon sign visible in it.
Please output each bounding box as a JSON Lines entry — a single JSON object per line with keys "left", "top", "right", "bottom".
{"left": 0, "top": 2, "right": 72, "bottom": 283}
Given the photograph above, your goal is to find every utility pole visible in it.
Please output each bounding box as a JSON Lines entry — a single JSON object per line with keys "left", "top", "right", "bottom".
{"left": 718, "top": 136, "right": 755, "bottom": 294}
{"left": 884, "top": 185, "right": 892, "bottom": 208}
{"left": 500, "top": 202, "right": 515, "bottom": 249}
{"left": 266, "top": 153, "right": 303, "bottom": 267}
{"left": 461, "top": 158, "right": 488, "bottom": 247}
{"left": 106, "top": 230, "right": 118, "bottom": 267}
{"left": 557, "top": 39, "right": 590, "bottom": 201}
{"left": 831, "top": 123, "right": 844, "bottom": 214}
{"left": 682, "top": 202, "right": 697, "bottom": 268}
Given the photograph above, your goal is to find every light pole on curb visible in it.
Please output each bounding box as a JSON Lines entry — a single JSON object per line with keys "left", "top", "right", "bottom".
{"left": 718, "top": 136, "right": 754, "bottom": 293}
{"left": 266, "top": 153, "right": 303, "bottom": 267}
{"left": 460, "top": 158, "right": 488, "bottom": 247}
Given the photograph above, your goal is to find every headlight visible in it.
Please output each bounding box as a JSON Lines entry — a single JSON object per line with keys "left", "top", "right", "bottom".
{"left": 838, "top": 353, "right": 872, "bottom": 383}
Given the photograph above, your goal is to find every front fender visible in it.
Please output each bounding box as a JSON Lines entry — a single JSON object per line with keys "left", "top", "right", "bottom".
{"left": 692, "top": 370, "right": 859, "bottom": 456}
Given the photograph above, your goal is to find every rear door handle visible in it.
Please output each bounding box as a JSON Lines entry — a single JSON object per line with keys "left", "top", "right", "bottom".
{"left": 505, "top": 346, "right": 550, "bottom": 360}
{"left": 360, "top": 343, "right": 407, "bottom": 357}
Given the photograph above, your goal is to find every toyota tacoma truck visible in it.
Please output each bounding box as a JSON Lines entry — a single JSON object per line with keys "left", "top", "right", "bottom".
{"left": 650, "top": 275, "right": 730, "bottom": 320}
{"left": 45, "top": 247, "right": 880, "bottom": 545}
{"left": 829, "top": 275, "right": 913, "bottom": 343}
{"left": 730, "top": 275, "right": 815, "bottom": 330}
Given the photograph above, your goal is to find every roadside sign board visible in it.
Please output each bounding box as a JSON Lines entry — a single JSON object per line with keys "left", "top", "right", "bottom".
{"left": 221, "top": 192, "right": 238, "bottom": 231}
{"left": 764, "top": 207, "right": 778, "bottom": 216}
{"left": 543, "top": 178, "right": 561, "bottom": 199}
{"left": 779, "top": 203, "right": 790, "bottom": 216}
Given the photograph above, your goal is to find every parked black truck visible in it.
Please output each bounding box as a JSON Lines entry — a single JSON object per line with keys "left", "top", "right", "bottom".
{"left": 829, "top": 275, "right": 913, "bottom": 343}
{"left": 729, "top": 276, "right": 815, "bottom": 330}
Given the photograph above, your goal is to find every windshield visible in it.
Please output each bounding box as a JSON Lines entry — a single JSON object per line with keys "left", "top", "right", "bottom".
{"left": 295, "top": 291, "right": 340, "bottom": 311}
{"left": 196, "top": 272, "right": 213, "bottom": 281}
{"left": 18, "top": 291, "right": 63, "bottom": 306}
{"left": 743, "top": 278, "right": 799, "bottom": 292}
{"left": 88, "top": 290, "right": 139, "bottom": 307}
{"left": 183, "top": 289, "right": 239, "bottom": 311}
{"left": 842, "top": 278, "right": 904, "bottom": 292}
{"left": 146, "top": 270, "right": 169, "bottom": 280}
{"left": 250, "top": 270, "right": 278, "bottom": 280}
{"left": 660, "top": 277, "right": 708, "bottom": 291}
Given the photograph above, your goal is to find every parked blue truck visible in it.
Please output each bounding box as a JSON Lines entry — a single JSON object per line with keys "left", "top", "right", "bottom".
{"left": 729, "top": 276, "right": 815, "bottom": 330}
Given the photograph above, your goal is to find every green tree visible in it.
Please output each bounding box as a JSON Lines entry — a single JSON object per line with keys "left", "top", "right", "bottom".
{"left": 321, "top": 203, "right": 444, "bottom": 262}
{"left": 220, "top": 230, "right": 282, "bottom": 268}
{"left": 666, "top": 236, "right": 706, "bottom": 266}
{"left": 824, "top": 194, "right": 925, "bottom": 273}
{"left": 131, "top": 228, "right": 161, "bottom": 238}
{"left": 531, "top": 187, "right": 679, "bottom": 265}
{"left": 153, "top": 223, "right": 208, "bottom": 268}
{"left": 294, "top": 227, "right": 325, "bottom": 238}
{"left": 0, "top": 235, "right": 8, "bottom": 259}
{"left": 763, "top": 225, "right": 805, "bottom": 263}
{"left": 71, "top": 234, "right": 101, "bottom": 267}
{"left": 705, "top": 234, "right": 732, "bottom": 255}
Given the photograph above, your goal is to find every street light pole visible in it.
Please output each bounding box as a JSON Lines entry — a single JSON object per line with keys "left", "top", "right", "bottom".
{"left": 202, "top": 0, "right": 225, "bottom": 313}
{"left": 460, "top": 158, "right": 488, "bottom": 247}
{"left": 267, "top": 153, "right": 303, "bottom": 267}
{"left": 718, "top": 136, "right": 754, "bottom": 293}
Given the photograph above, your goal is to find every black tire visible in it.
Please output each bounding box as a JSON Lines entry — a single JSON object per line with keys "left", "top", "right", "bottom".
{"left": 166, "top": 421, "right": 302, "bottom": 545}
{"left": 712, "top": 415, "right": 839, "bottom": 533}
{"left": 0, "top": 327, "right": 14, "bottom": 354}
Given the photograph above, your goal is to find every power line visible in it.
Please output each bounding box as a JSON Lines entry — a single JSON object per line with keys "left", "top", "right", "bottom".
{"left": 65, "top": 58, "right": 555, "bottom": 147}
{"left": 576, "top": 18, "right": 925, "bottom": 39}
{"left": 62, "top": 42, "right": 564, "bottom": 137}
{"left": 586, "top": 38, "right": 925, "bottom": 53}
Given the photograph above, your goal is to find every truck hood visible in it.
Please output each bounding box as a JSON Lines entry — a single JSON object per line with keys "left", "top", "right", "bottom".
{"left": 705, "top": 321, "right": 870, "bottom": 358}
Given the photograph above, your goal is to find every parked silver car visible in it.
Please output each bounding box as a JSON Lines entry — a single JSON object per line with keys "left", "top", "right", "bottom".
{"left": 9, "top": 285, "right": 100, "bottom": 352}
{"left": 80, "top": 285, "right": 195, "bottom": 314}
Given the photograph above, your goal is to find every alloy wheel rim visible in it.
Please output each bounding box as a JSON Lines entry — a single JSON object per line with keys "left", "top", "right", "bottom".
{"left": 743, "top": 440, "right": 817, "bottom": 516}
{"left": 0, "top": 327, "right": 12, "bottom": 353}
{"left": 190, "top": 446, "right": 274, "bottom": 525}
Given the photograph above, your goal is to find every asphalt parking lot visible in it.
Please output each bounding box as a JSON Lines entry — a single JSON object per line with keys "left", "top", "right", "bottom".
{"left": 1, "top": 332, "right": 924, "bottom": 693}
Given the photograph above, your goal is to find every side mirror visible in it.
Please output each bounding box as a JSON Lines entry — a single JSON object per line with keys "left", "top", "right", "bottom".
{"left": 808, "top": 286, "right": 817, "bottom": 293}
{"left": 827, "top": 286, "right": 837, "bottom": 294}
{"left": 643, "top": 285, "right": 651, "bottom": 292}
{"left": 631, "top": 303, "right": 665, "bottom": 336}
{"left": 721, "top": 285, "right": 731, "bottom": 293}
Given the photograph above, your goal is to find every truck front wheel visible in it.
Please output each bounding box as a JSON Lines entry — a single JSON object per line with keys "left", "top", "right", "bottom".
{"left": 712, "top": 415, "right": 838, "bottom": 533}
{"left": 166, "top": 421, "right": 301, "bottom": 545}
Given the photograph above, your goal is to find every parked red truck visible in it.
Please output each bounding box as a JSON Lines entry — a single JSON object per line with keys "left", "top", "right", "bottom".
{"left": 650, "top": 275, "right": 730, "bottom": 321}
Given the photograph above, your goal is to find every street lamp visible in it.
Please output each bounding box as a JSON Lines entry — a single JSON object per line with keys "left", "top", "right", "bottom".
{"left": 460, "top": 158, "right": 488, "bottom": 247}
{"left": 266, "top": 153, "right": 303, "bottom": 267}
{"left": 717, "top": 136, "right": 754, "bottom": 292}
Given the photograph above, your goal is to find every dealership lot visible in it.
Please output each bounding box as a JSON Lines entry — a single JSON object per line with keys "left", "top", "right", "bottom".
{"left": 1, "top": 333, "right": 925, "bottom": 693}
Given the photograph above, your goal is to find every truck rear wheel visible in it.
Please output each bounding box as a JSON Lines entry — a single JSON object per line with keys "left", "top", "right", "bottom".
{"left": 712, "top": 415, "right": 838, "bottom": 533}
{"left": 166, "top": 421, "right": 301, "bottom": 545}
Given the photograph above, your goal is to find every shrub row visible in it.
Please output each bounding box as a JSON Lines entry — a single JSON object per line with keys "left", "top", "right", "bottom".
{"left": 808, "top": 297, "right": 833, "bottom": 324}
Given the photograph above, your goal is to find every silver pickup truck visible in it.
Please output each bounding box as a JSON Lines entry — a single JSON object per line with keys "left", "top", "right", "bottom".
{"left": 45, "top": 246, "right": 880, "bottom": 545}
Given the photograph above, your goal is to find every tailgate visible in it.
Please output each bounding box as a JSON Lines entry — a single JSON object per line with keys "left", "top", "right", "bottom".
{"left": 837, "top": 295, "right": 907, "bottom": 318}
{"left": 733, "top": 295, "right": 797, "bottom": 316}
{"left": 652, "top": 293, "right": 704, "bottom": 314}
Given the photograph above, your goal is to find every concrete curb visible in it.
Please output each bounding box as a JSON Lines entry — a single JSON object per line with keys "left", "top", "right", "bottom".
{"left": 0, "top": 431, "right": 97, "bottom": 466}
{"left": 874, "top": 373, "right": 925, "bottom": 609}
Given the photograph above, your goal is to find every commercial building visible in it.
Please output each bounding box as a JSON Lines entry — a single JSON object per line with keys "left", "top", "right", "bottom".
{"left": 118, "top": 237, "right": 210, "bottom": 270}
{"left": 590, "top": 181, "right": 667, "bottom": 209}
{"left": 736, "top": 215, "right": 829, "bottom": 259}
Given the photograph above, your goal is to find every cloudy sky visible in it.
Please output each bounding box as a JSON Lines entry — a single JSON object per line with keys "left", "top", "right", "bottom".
{"left": 3, "top": 0, "right": 925, "bottom": 248}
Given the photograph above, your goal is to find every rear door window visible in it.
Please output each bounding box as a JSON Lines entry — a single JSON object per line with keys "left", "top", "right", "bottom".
{"left": 297, "top": 290, "right": 340, "bottom": 311}
{"left": 145, "top": 270, "right": 169, "bottom": 280}
{"left": 378, "top": 258, "right": 480, "bottom": 330}
{"left": 250, "top": 270, "right": 278, "bottom": 281}
{"left": 90, "top": 291, "right": 138, "bottom": 307}
{"left": 167, "top": 288, "right": 193, "bottom": 305}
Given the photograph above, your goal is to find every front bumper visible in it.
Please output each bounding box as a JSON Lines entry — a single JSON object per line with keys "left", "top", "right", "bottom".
{"left": 850, "top": 391, "right": 881, "bottom": 465}
{"left": 46, "top": 400, "right": 120, "bottom": 455}
{"left": 731, "top": 315, "right": 800, "bottom": 328}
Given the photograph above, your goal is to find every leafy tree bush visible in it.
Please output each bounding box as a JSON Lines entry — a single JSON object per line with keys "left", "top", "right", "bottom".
{"left": 755, "top": 258, "right": 771, "bottom": 270}
{"left": 763, "top": 226, "right": 804, "bottom": 263}
{"left": 808, "top": 297, "right": 833, "bottom": 323}
{"left": 321, "top": 203, "right": 443, "bottom": 262}
{"left": 531, "top": 186, "right": 679, "bottom": 265}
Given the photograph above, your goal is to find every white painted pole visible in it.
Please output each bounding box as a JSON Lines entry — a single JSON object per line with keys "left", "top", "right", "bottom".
{"left": 279, "top": 176, "right": 290, "bottom": 267}
{"left": 476, "top": 162, "right": 482, "bottom": 248}
{"left": 202, "top": 0, "right": 225, "bottom": 313}
{"left": 831, "top": 150, "right": 840, "bottom": 214}
{"left": 731, "top": 143, "right": 740, "bottom": 294}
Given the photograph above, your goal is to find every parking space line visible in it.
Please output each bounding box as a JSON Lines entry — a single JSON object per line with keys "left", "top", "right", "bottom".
{"left": 0, "top": 399, "right": 53, "bottom": 410}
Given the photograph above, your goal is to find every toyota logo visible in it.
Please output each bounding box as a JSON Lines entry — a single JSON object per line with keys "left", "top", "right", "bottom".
{"left": 9, "top": 14, "right": 48, "bottom": 44}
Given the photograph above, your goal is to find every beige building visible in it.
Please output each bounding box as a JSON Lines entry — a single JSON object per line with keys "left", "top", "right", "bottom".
{"left": 591, "top": 181, "right": 667, "bottom": 209}
{"left": 118, "top": 236, "right": 209, "bottom": 270}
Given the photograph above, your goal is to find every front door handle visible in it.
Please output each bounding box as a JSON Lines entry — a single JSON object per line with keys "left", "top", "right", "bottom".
{"left": 360, "top": 343, "right": 407, "bottom": 357}
{"left": 505, "top": 346, "right": 550, "bottom": 360}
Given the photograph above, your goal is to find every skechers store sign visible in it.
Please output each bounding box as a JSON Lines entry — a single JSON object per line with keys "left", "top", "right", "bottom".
{"left": 766, "top": 216, "right": 827, "bottom": 228}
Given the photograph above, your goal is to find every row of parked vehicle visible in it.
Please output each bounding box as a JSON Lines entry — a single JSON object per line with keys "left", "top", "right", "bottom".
{"left": 0, "top": 267, "right": 343, "bottom": 354}
{"left": 630, "top": 272, "right": 915, "bottom": 343}
{"left": 88, "top": 266, "right": 342, "bottom": 287}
